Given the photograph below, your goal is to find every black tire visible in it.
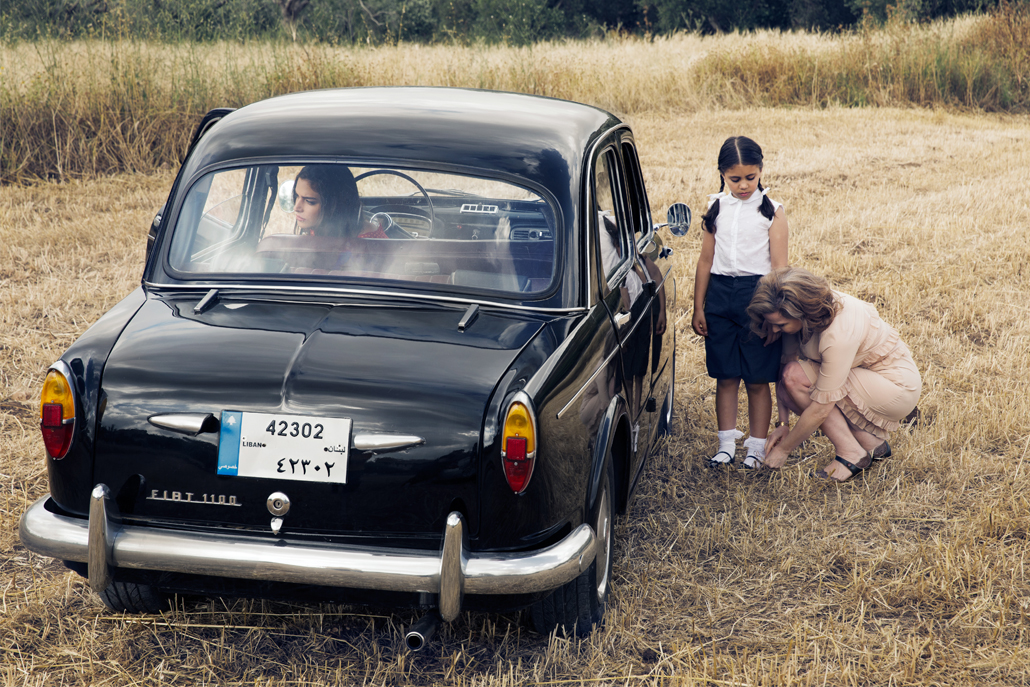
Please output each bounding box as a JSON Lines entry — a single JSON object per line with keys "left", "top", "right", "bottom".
{"left": 98, "top": 580, "right": 169, "bottom": 614}
{"left": 530, "top": 458, "right": 614, "bottom": 637}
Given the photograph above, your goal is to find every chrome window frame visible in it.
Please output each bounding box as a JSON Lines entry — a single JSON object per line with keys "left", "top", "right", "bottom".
{"left": 617, "top": 137, "right": 656, "bottom": 251}
{"left": 143, "top": 282, "right": 588, "bottom": 315}
{"left": 582, "top": 125, "right": 634, "bottom": 309}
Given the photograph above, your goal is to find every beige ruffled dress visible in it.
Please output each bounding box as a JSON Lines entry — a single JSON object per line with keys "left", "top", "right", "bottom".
{"left": 787, "top": 292, "right": 921, "bottom": 440}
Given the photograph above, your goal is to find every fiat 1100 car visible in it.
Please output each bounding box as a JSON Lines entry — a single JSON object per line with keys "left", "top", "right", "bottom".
{"left": 20, "top": 87, "right": 690, "bottom": 645}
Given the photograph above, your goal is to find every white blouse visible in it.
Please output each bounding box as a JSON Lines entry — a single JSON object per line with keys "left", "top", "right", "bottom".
{"left": 708, "top": 189, "right": 782, "bottom": 277}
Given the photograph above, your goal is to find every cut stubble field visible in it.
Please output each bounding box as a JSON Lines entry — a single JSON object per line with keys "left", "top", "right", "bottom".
{"left": 3, "top": 105, "right": 1030, "bottom": 685}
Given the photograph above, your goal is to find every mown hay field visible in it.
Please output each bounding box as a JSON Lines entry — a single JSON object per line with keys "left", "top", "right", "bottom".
{"left": 3, "top": 103, "right": 1030, "bottom": 685}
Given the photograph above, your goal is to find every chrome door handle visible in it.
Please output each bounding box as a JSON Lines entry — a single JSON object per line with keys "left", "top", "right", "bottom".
{"left": 614, "top": 312, "right": 631, "bottom": 328}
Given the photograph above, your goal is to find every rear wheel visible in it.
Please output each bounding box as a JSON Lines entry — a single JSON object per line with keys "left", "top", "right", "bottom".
{"left": 98, "top": 580, "right": 169, "bottom": 614}
{"left": 530, "top": 458, "right": 614, "bottom": 637}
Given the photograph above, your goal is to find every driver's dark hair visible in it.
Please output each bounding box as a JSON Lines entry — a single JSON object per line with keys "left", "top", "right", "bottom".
{"left": 701, "top": 136, "right": 775, "bottom": 234}
{"left": 294, "top": 165, "right": 361, "bottom": 237}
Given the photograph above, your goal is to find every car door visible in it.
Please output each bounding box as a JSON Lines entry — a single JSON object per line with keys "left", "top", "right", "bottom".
{"left": 619, "top": 136, "right": 673, "bottom": 448}
{"left": 591, "top": 143, "right": 653, "bottom": 479}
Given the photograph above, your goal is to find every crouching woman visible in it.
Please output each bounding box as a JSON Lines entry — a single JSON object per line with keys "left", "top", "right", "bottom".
{"left": 747, "top": 267, "right": 921, "bottom": 482}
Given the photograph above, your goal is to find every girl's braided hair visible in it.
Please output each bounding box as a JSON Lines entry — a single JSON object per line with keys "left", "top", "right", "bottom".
{"left": 701, "top": 136, "right": 776, "bottom": 234}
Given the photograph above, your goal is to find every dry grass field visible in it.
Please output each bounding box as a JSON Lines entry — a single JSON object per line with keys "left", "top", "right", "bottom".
{"left": 3, "top": 104, "right": 1030, "bottom": 685}
{"left": 4, "top": 6, "right": 1030, "bottom": 182}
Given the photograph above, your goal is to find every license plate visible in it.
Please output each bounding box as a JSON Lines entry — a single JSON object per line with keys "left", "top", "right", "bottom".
{"left": 217, "top": 411, "right": 351, "bottom": 484}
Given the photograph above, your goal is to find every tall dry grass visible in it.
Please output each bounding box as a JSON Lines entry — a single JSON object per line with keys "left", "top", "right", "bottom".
{"left": 3, "top": 5, "right": 1030, "bottom": 183}
{"left": 3, "top": 105, "right": 1030, "bottom": 685}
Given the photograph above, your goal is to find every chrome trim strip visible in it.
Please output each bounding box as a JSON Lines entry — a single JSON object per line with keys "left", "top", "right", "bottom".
{"left": 19, "top": 497, "right": 596, "bottom": 603}
{"left": 556, "top": 344, "right": 622, "bottom": 420}
{"left": 522, "top": 311, "right": 592, "bottom": 401}
{"left": 566, "top": 228, "right": 676, "bottom": 428}
{"left": 621, "top": 138, "right": 655, "bottom": 244}
{"left": 147, "top": 419, "right": 423, "bottom": 448}
{"left": 144, "top": 281, "right": 587, "bottom": 315}
{"left": 49, "top": 359, "right": 76, "bottom": 386}
{"left": 584, "top": 124, "right": 632, "bottom": 309}
{"left": 584, "top": 167, "right": 595, "bottom": 309}
{"left": 352, "top": 434, "right": 425, "bottom": 452}
{"left": 148, "top": 413, "right": 215, "bottom": 435}
{"left": 604, "top": 259, "right": 633, "bottom": 295}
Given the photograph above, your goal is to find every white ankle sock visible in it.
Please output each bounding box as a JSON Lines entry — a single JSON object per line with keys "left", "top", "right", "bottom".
{"left": 714, "top": 429, "right": 743, "bottom": 463}
{"left": 743, "top": 436, "right": 766, "bottom": 468}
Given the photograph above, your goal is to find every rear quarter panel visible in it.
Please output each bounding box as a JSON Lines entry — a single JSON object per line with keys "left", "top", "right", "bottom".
{"left": 475, "top": 307, "right": 618, "bottom": 551}
{"left": 48, "top": 287, "right": 147, "bottom": 515}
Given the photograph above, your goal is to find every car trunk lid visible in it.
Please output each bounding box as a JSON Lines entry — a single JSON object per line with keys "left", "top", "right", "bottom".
{"left": 93, "top": 292, "right": 543, "bottom": 545}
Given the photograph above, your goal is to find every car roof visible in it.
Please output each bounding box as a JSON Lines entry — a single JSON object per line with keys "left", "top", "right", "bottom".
{"left": 181, "top": 87, "right": 623, "bottom": 199}
{"left": 156, "top": 88, "right": 629, "bottom": 310}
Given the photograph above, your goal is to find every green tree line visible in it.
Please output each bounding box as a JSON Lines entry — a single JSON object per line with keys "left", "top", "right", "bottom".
{"left": 0, "top": 0, "right": 1003, "bottom": 43}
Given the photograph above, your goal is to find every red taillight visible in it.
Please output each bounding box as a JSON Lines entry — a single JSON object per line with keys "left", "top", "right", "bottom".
{"left": 40, "top": 367, "right": 76, "bottom": 460}
{"left": 501, "top": 398, "right": 537, "bottom": 494}
{"left": 503, "top": 437, "right": 531, "bottom": 492}
{"left": 42, "top": 403, "right": 63, "bottom": 427}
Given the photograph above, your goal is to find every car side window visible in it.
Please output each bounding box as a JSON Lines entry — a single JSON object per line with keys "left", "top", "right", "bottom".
{"left": 168, "top": 169, "right": 247, "bottom": 268}
{"left": 619, "top": 141, "right": 653, "bottom": 245}
{"left": 198, "top": 169, "right": 247, "bottom": 244}
{"left": 594, "top": 148, "right": 629, "bottom": 287}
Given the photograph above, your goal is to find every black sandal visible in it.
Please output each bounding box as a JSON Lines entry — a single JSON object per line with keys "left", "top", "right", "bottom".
{"left": 870, "top": 441, "right": 892, "bottom": 461}
{"left": 814, "top": 455, "right": 872, "bottom": 482}
{"left": 706, "top": 450, "right": 734, "bottom": 468}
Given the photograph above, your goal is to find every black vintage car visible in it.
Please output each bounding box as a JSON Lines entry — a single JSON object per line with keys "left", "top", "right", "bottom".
{"left": 21, "top": 87, "right": 689, "bottom": 647}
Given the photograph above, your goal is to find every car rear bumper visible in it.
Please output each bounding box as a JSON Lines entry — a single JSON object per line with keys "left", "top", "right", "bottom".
{"left": 19, "top": 485, "right": 597, "bottom": 621}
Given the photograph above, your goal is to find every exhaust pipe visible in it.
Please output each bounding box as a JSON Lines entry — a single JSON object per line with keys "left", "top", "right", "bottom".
{"left": 405, "top": 612, "right": 441, "bottom": 652}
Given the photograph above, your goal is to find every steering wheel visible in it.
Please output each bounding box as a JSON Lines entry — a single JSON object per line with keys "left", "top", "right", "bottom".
{"left": 368, "top": 212, "right": 418, "bottom": 239}
{"left": 354, "top": 169, "right": 436, "bottom": 237}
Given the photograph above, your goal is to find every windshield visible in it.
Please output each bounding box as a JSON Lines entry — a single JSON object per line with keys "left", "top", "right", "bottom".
{"left": 165, "top": 164, "right": 558, "bottom": 296}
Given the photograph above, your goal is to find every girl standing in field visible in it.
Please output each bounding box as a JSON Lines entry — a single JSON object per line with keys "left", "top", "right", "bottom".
{"left": 693, "top": 136, "right": 789, "bottom": 469}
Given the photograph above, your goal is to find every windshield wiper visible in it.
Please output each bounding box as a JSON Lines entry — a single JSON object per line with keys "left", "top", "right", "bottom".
{"left": 194, "top": 288, "right": 219, "bottom": 314}
{"left": 457, "top": 303, "right": 480, "bottom": 332}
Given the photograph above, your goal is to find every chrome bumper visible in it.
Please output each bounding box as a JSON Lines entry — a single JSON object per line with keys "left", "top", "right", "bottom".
{"left": 19, "top": 486, "right": 597, "bottom": 622}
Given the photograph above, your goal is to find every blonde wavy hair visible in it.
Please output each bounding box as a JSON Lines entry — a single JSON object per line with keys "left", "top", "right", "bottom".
{"left": 747, "top": 267, "right": 840, "bottom": 343}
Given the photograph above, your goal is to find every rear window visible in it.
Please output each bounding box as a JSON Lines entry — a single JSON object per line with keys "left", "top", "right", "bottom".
{"left": 166, "top": 163, "right": 557, "bottom": 296}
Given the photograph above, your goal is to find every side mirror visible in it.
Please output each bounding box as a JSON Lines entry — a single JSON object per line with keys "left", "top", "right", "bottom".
{"left": 278, "top": 179, "right": 295, "bottom": 212}
{"left": 666, "top": 203, "right": 691, "bottom": 236}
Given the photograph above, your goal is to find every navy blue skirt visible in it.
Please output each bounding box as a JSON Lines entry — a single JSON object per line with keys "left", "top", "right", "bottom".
{"left": 703, "top": 274, "right": 782, "bottom": 383}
